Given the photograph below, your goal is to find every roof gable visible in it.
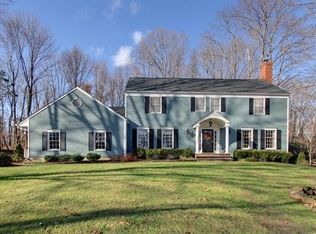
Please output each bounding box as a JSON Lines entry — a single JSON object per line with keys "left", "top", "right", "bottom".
{"left": 18, "top": 87, "right": 125, "bottom": 126}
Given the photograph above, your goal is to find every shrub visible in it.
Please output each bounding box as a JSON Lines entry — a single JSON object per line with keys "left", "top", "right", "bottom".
{"left": 181, "top": 148, "right": 194, "bottom": 158}
{"left": 135, "top": 148, "right": 146, "bottom": 159}
{"left": 59, "top": 154, "right": 72, "bottom": 162}
{"left": 44, "top": 155, "right": 59, "bottom": 162}
{"left": 71, "top": 154, "right": 84, "bottom": 162}
{"left": 233, "top": 149, "right": 293, "bottom": 163}
{"left": 145, "top": 149, "right": 157, "bottom": 159}
{"left": 296, "top": 152, "right": 306, "bottom": 164}
{"left": 0, "top": 152, "right": 13, "bottom": 166}
{"left": 86, "top": 153, "right": 101, "bottom": 162}
{"left": 12, "top": 144, "right": 24, "bottom": 162}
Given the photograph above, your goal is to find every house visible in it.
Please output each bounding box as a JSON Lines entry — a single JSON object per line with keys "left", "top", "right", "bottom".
{"left": 18, "top": 60, "right": 289, "bottom": 159}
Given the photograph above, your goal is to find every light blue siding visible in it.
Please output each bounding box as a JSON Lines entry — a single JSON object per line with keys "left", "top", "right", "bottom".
{"left": 126, "top": 95, "right": 288, "bottom": 154}
{"left": 29, "top": 89, "right": 125, "bottom": 158}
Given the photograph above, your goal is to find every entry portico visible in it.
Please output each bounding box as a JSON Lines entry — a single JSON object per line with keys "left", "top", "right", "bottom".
{"left": 193, "top": 112, "right": 230, "bottom": 154}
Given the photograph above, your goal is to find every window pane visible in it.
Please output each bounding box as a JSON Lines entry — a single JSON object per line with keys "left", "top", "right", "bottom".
{"left": 195, "top": 97, "right": 205, "bottom": 111}
{"left": 162, "top": 129, "right": 173, "bottom": 148}
{"left": 254, "top": 98, "right": 264, "bottom": 114}
{"left": 95, "top": 132, "right": 106, "bottom": 150}
{"left": 150, "top": 97, "right": 161, "bottom": 113}
{"left": 137, "top": 129, "right": 149, "bottom": 148}
{"left": 265, "top": 130, "right": 275, "bottom": 149}
{"left": 211, "top": 98, "right": 220, "bottom": 112}
{"left": 242, "top": 130, "right": 251, "bottom": 149}
{"left": 48, "top": 132, "right": 60, "bottom": 150}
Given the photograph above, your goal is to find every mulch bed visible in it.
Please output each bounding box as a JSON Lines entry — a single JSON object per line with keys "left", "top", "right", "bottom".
{"left": 290, "top": 186, "right": 316, "bottom": 210}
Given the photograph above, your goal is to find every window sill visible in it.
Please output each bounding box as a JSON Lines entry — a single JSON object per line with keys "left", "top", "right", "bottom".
{"left": 48, "top": 149, "right": 60, "bottom": 151}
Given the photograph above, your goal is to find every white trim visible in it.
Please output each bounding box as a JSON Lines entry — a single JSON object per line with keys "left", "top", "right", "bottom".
{"left": 286, "top": 97, "right": 289, "bottom": 152}
{"left": 210, "top": 96, "right": 221, "bottom": 112}
{"left": 72, "top": 98, "right": 82, "bottom": 108}
{"left": 18, "top": 87, "right": 126, "bottom": 127}
{"left": 240, "top": 128, "right": 253, "bottom": 150}
{"left": 193, "top": 112, "right": 230, "bottom": 128}
{"left": 195, "top": 97, "right": 206, "bottom": 112}
{"left": 264, "top": 128, "right": 277, "bottom": 150}
{"left": 149, "top": 96, "right": 162, "bottom": 113}
{"left": 124, "top": 118, "right": 127, "bottom": 155}
{"left": 94, "top": 130, "right": 107, "bottom": 151}
{"left": 47, "top": 129, "right": 61, "bottom": 151}
{"left": 161, "top": 127, "right": 174, "bottom": 149}
{"left": 136, "top": 127, "right": 150, "bottom": 149}
{"left": 126, "top": 92, "right": 289, "bottom": 99}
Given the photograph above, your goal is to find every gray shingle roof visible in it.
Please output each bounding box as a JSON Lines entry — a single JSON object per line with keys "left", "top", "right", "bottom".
{"left": 110, "top": 107, "right": 125, "bottom": 117}
{"left": 125, "top": 77, "right": 289, "bottom": 96}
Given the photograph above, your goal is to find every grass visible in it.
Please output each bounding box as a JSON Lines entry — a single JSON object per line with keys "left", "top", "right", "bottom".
{"left": 0, "top": 161, "right": 315, "bottom": 233}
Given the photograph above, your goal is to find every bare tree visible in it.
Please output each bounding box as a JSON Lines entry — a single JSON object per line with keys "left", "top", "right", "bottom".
{"left": 1, "top": 14, "right": 55, "bottom": 117}
{"left": 59, "top": 46, "right": 92, "bottom": 89}
{"left": 92, "top": 61, "right": 110, "bottom": 104}
{"left": 221, "top": 0, "right": 316, "bottom": 87}
{"left": 133, "top": 28, "right": 187, "bottom": 78}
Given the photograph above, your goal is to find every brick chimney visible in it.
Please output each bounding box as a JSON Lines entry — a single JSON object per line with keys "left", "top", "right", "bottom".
{"left": 81, "top": 84, "right": 92, "bottom": 94}
{"left": 260, "top": 59, "right": 273, "bottom": 83}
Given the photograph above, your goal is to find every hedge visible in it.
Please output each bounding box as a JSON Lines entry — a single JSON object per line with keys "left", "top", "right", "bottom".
{"left": 0, "top": 152, "right": 13, "bottom": 166}
{"left": 134, "top": 148, "right": 194, "bottom": 160}
{"left": 233, "top": 149, "right": 295, "bottom": 163}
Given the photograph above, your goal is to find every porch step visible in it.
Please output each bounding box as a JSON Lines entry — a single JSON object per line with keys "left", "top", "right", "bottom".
{"left": 195, "top": 153, "right": 233, "bottom": 161}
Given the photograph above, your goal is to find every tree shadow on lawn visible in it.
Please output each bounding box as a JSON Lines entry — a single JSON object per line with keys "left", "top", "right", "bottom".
{"left": 0, "top": 162, "right": 302, "bottom": 182}
{"left": 0, "top": 201, "right": 297, "bottom": 232}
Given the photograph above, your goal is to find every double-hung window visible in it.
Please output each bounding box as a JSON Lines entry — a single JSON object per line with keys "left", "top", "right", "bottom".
{"left": 162, "top": 128, "right": 173, "bottom": 149}
{"left": 241, "top": 129, "right": 253, "bottom": 149}
{"left": 95, "top": 131, "right": 106, "bottom": 150}
{"left": 254, "top": 98, "right": 265, "bottom": 114}
{"left": 48, "top": 130, "right": 60, "bottom": 150}
{"left": 210, "top": 97, "right": 221, "bottom": 112}
{"left": 149, "top": 97, "right": 161, "bottom": 113}
{"left": 137, "top": 128, "right": 149, "bottom": 148}
{"left": 265, "top": 129, "right": 276, "bottom": 149}
{"left": 195, "top": 97, "right": 205, "bottom": 112}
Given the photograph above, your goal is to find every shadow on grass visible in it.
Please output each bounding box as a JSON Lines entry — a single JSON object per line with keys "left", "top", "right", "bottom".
{"left": 0, "top": 201, "right": 296, "bottom": 232}
{"left": 0, "top": 162, "right": 298, "bottom": 181}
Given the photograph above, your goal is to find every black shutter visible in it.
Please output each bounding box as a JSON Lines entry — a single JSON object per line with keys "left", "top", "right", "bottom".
{"left": 60, "top": 132, "right": 66, "bottom": 151}
{"left": 42, "top": 132, "right": 48, "bottom": 151}
{"left": 277, "top": 130, "right": 281, "bottom": 150}
{"left": 88, "top": 132, "right": 94, "bottom": 151}
{"left": 106, "top": 132, "right": 112, "bottom": 151}
{"left": 237, "top": 129, "right": 241, "bottom": 149}
{"left": 261, "top": 130, "right": 265, "bottom": 149}
{"left": 221, "top": 98, "right": 226, "bottom": 112}
{"left": 191, "top": 97, "right": 195, "bottom": 112}
{"left": 157, "top": 129, "right": 162, "bottom": 148}
{"left": 249, "top": 98, "right": 254, "bottom": 115}
{"left": 253, "top": 129, "right": 258, "bottom": 149}
{"left": 149, "top": 129, "right": 154, "bottom": 149}
{"left": 265, "top": 98, "right": 270, "bottom": 115}
{"left": 132, "top": 128, "right": 137, "bottom": 149}
{"left": 145, "top": 96, "right": 149, "bottom": 113}
{"left": 174, "top": 129, "right": 179, "bottom": 148}
{"left": 162, "top": 97, "right": 167, "bottom": 114}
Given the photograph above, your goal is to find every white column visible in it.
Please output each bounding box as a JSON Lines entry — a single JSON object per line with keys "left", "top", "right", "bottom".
{"left": 195, "top": 125, "right": 200, "bottom": 154}
{"left": 225, "top": 124, "right": 229, "bottom": 153}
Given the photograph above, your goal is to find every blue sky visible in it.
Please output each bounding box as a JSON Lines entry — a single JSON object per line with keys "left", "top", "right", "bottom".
{"left": 10, "top": 0, "right": 233, "bottom": 69}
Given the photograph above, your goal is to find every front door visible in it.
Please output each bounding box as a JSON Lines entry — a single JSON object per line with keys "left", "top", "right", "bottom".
{"left": 202, "top": 129, "right": 214, "bottom": 152}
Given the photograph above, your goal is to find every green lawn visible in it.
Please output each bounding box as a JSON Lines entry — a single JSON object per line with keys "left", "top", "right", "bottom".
{"left": 0, "top": 161, "right": 315, "bottom": 233}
